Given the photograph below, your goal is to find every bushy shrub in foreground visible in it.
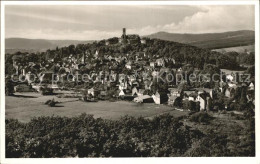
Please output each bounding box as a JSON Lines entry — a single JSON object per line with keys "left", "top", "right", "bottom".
{"left": 6, "top": 112, "right": 255, "bottom": 157}
{"left": 6, "top": 114, "right": 203, "bottom": 158}
{"left": 190, "top": 112, "right": 213, "bottom": 123}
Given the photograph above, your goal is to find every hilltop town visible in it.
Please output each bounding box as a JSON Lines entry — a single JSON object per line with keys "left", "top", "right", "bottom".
{"left": 5, "top": 28, "right": 255, "bottom": 112}
{"left": 3, "top": 1, "right": 258, "bottom": 158}
{"left": 4, "top": 28, "right": 256, "bottom": 158}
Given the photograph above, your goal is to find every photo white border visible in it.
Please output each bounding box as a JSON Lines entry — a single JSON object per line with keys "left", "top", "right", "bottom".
{"left": 0, "top": 1, "right": 259, "bottom": 164}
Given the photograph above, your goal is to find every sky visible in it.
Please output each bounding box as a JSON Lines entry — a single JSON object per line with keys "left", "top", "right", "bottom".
{"left": 5, "top": 5, "right": 255, "bottom": 40}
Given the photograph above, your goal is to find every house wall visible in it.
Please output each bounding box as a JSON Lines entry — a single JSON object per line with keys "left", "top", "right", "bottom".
{"left": 199, "top": 99, "right": 206, "bottom": 111}
{"left": 196, "top": 96, "right": 206, "bottom": 111}
{"left": 225, "top": 89, "right": 231, "bottom": 98}
{"left": 132, "top": 88, "right": 138, "bottom": 96}
{"left": 119, "top": 90, "right": 125, "bottom": 96}
{"left": 152, "top": 95, "right": 160, "bottom": 104}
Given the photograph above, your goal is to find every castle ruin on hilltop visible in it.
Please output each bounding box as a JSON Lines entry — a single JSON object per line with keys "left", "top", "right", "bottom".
{"left": 106, "top": 28, "right": 146, "bottom": 45}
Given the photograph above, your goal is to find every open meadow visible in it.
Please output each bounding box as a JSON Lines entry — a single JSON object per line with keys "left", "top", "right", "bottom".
{"left": 5, "top": 92, "right": 188, "bottom": 122}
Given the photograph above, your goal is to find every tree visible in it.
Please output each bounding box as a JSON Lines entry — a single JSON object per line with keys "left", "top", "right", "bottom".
{"left": 246, "top": 66, "right": 255, "bottom": 79}
{"left": 207, "top": 98, "right": 213, "bottom": 111}
{"left": 5, "top": 78, "right": 14, "bottom": 96}
{"left": 196, "top": 102, "right": 200, "bottom": 111}
{"left": 189, "top": 101, "right": 197, "bottom": 111}
{"left": 178, "top": 80, "right": 189, "bottom": 90}
{"left": 240, "top": 87, "right": 248, "bottom": 105}
{"left": 216, "top": 54, "right": 240, "bottom": 70}
{"left": 173, "top": 97, "right": 182, "bottom": 107}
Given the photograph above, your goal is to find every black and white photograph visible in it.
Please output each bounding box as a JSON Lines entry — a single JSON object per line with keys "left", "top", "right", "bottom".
{"left": 0, "top": 0, "right": 259, "bottom": 163}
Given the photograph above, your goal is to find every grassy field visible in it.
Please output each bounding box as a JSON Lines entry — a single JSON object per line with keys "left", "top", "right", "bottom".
{"left": 5, "top": 92, "right": 188, "bottom": 122}
{"left": 213, "top": 44, "right": 254, "bottom": 53}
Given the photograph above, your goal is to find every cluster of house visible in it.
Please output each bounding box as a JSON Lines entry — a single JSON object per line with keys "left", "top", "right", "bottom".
{"left": 9, "top": 28, "right": 255, "bottom": 111}
{"left": 81, "top": 67, "right": 254, "bottom": 111}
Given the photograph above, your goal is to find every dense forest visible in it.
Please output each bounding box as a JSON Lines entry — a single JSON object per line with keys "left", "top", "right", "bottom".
{"left": 6, "top": 111, "right": 255, "bottom": 157}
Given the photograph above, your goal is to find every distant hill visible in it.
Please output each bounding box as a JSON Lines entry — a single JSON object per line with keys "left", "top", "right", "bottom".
{"left": 145, "top": 30, "right": 255, "bottom": 49}
{"left": 5, "top": 38, "right": 94, "bottom": 54}
{"left": 5, "top": 30, "right": 255, "bottom": 53}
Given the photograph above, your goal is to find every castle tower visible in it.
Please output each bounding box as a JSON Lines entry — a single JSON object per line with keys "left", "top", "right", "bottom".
{"left": 122, "top": 28, "right": 126, "bottom": 39}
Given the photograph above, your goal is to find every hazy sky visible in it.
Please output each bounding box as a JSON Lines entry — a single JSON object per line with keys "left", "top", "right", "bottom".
{"left": 5, "top": 5, "right": 255, "bottom": 40}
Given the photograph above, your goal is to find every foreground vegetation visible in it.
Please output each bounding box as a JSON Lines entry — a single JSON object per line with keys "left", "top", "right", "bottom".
{"left": 6, "top": 111, "right": 255, "bottom": 157}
